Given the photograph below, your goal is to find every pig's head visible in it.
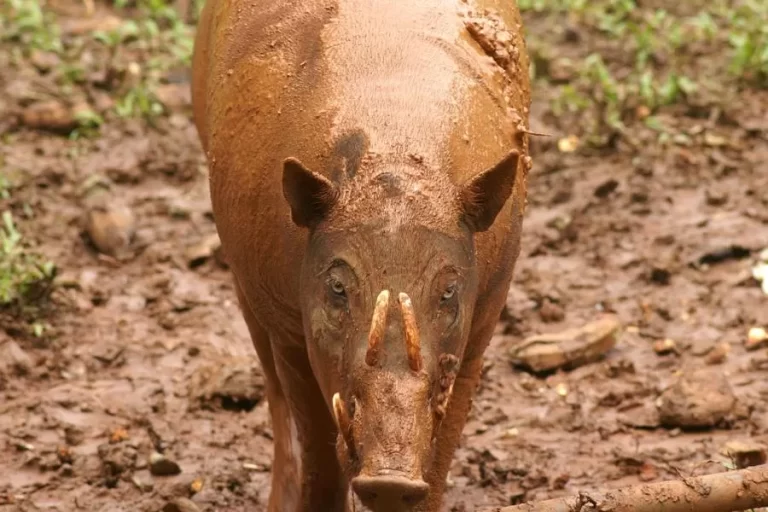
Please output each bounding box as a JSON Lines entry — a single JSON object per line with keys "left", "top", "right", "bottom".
{"left": 282, "top": 150, "right": 520, "bottom": 510}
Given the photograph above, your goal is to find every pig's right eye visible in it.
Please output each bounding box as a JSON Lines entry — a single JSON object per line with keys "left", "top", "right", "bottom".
{"left": 327, "top": 277, "right": 348, "bottom": 309}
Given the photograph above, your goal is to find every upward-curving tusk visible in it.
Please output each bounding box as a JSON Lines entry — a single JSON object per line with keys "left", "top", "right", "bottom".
{"left": 365, "top": 289, "right": 390, "bottom": 366}
{"left": 398, "top": 292, "right": 422, "bottom": 372}
{"left": 332, "top": 392, "right": 356, "bottom": 457}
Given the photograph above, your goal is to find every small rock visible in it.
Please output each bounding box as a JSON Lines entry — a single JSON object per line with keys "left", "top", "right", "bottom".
{"left": 557, "top": 135, "right": 579, "bottom": 153}
{"left": 190, "top": 477, "right": 204, "bottom": 494}
{"left": 648, "top": 266, "right": 671, "bottom": 286}
{"left": 59, "top": 463, "right": 74, "bottom": 477}
{"left": 753, "top": 260, "right": 768, "bottom": 296}
{"left": 65, "top": 426, "right": 86, "bottom": 446}
{"left": 153, "top": 83, "right": 192, "bottom": 110}
{"left": 98, "top": 442, "right": 138, "bottom": 485}
{"left": 698, "top": 245, "right": 751, "bottom": 266}
{"left": 547, "top": 57, "right": 576, "bottom": 83}
{"left": 84, "top": 203, "right": 136, "bottom": 258}
{"left": 132, "top": 474, "right": 154, "bottom": 492}
{"left": 20, "top": 100, "right": 77, "bottom": 133}
{"left": 0, "top": 338, "right": 34, "bottom": 375}
{"left": 149, "top": 452, "right": 182, "bottom": 476}
{"left": 109, "top": 427, "right": 129, "bottom": 444}
{"left": 57, "top": 446, "right": 74, "bottom": 464}
{"left": 653, "top": 338, "right": 676, "bottom": 355}
{"left": 618, "top": 403, "right": 660, "bottom": 429}
{"left": 746, "top": 327, "right": 768, "bottom": 351}
{"left": 705, "top": 343, "right": 731, "bottom": 365}
{"left": 15, "top": 440, "right": 35, "bottom": 452}
{"left": 705, "top": 188, "right": 728, "bottom": 206}
{"left": 638, "top": 461, "right": 658, "bottom": 482}
{"left": 185, "top": 233, "right": 223, "bottom": 269}
{"left": 188, "top": 356, "right": 265, "bottom": 412}
{"left": 721, "top": 440, "right": 767, "bottom": 469}
{"left": 242, "top": 462, "right": 268, "bottom": 472}
{"left": 703, "top": 132, "right": 727, "bottom": 147}
{"left": 538, "top": 298, "right": 564, "bottom": 323}
{"left": 657, "top": 369, "right": 736, "bottom": 429}
{"left": 635, "top": 105, "right": 651, "bottom": 119}
{"left": 30, "top": 50, "right": 60, "bottom": 73}
{"left": 162, "top": 498, "right": 201, "bottom": 512}
{"left": 594, "top": 179, "right": 619, "bottom": 198}
{"left": 687, "top": 325, "right": 724, "bottom": 356}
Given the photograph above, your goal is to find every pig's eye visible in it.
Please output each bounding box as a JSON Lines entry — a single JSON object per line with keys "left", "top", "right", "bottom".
{"left": 441, "top": 283, "right": 457, "bottom": 303}
{"left": 328, "top": 278, "right": 347, "bottom": 300}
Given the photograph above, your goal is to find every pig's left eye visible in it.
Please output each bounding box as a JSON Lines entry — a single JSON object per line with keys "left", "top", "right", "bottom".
{"left": 441, "top": 283, "right": 457, "bottom": 303}
{"left": 331, "top": 279, "right": 346, "bottom": 297}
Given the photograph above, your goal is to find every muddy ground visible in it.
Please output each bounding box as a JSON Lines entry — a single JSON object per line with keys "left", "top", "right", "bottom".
{"left": 1, "top": 1, "right": 767, "bottom": 511}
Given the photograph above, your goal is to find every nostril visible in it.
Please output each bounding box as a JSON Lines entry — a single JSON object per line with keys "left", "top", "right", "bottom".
{"left": 357, "top": 490, "right": 377, "bottom": 503}
{"left": 402, "top": 490, "right": 425, "bottom": 505}
{"left": 351, "top": 475, "right": 428, "bottom": 507}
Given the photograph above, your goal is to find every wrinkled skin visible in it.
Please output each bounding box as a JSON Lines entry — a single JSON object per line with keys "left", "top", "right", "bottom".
{"left": 191, "top": 0, "right": 531, "bottom": 510}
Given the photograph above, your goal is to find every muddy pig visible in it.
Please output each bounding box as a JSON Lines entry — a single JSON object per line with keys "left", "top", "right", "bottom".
{"left": 191, "top": 0, "right": 531, "bottom": 510}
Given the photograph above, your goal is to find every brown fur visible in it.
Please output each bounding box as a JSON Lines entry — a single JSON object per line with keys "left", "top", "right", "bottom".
{"left": 191, "top": 0, "right": 531, "bottom": 510}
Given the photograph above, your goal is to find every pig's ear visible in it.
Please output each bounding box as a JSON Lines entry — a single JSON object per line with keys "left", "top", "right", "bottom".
{"left": 282, "top": 157, "right": 339, "bottom": 229}
{"left": 458, "top": 150, "right": 520, "bottom": 233}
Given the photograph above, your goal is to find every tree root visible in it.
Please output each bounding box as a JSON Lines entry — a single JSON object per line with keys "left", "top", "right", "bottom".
{"left": 489, "top": 464, "right": 768, "bottom": 512}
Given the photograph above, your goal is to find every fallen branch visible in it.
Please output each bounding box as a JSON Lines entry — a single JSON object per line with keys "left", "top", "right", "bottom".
{"left": 487, "top": 464, "right": 768, "bottom": 512}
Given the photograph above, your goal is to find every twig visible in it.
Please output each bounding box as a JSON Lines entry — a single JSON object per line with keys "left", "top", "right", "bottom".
{"left": 485, "top": 464, "right": 768, "bottom": 512}
{"left": 520, "top": 128, "right": 553, "bottom": 137}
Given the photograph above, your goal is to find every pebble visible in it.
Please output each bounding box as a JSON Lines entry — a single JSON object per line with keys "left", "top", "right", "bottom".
{"left": 153, "top": 83, "right": 192, "bottom": 110}
{"left": 187, "top": 356, "right": 265, "bottom": 411}
{"left": 652, "top": 338, "right": 676, "bottom": 355}
{"left": 721, "top": 440, "right": 767, "bottom": 469}
{"left": 185, "top": 233, "right": 223, "bottom": 269}
{"left": 84, "top": 203, "right": 136, "bottom": 259}
{"left": 30, "top": 50, "right": 60, "bottom": 73}
{"left": 705, "top": 188, "right": 728, "bottom": 206}
{"left": 746, "top": 327, "right": 767, "bottom": 351}
{"left": 20, "top": 100, "right": 77, "bottom": 133}
{"left": 538, "top": 298, "right": 565, "bottom": 323}
{"left": 0, "top": 338, "right": 34, "bottom": 376}
{"left": 705, "top": 343, "right": 731, "bottom": 365}
{"left": 132, "top": 474, "right": 154, "bottom": 492}
{"left": 149, "top": 452, "right": 182, "bottom": 476}
{"left": 594, "top": 178, "right": 619, "bottom": 198}
{"left": 190, "top": 477, "right": 204, "bottom": 494}
{"left": 657, "top": 369, "right": 736, "bottom": 429}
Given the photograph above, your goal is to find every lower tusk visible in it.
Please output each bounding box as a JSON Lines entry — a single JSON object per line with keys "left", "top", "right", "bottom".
{"left": 432, "top": 354, "right": 460, "bottom": 439}
{"left": 332, "top": 393, "right": 356, "bottom": 457}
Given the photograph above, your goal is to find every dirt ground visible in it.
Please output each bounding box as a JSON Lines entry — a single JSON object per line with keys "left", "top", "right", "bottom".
{"left": 1, "top": 1, "right": 768, "bottom": 511}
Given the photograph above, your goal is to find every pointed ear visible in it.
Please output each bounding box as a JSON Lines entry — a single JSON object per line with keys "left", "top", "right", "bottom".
{"left": 458, "top": 150, "right": 521, "bottom": 233}
{"left": 282, "top": 157, "right": 339, "bottom": 229}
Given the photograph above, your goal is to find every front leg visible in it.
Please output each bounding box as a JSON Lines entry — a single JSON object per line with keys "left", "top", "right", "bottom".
{"left": 235, "top": 280, "right": 348, "bottom": 511}
{"left": 272, "top": 338, "right": 350, "bottom": 512}
{"left": 419, "top": 326, "right": 495, "bottom": 512}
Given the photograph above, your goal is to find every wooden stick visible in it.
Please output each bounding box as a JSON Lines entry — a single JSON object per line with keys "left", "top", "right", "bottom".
{"left": 486, "top": 464, "right": 768, "bottom": 512}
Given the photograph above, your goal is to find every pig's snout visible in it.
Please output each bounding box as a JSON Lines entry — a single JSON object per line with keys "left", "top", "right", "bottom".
{"left": 352, "top": 473, "right": 429, "bottom": 510}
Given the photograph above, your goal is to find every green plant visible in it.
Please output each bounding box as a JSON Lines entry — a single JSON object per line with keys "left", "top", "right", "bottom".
{"left": 0, "top": 211, "right": 56, "bottom": 308}
{"left": 726, "top": 0, "right": 768, "bottom": 84}
{"left": 1, "top": 0, "right": 63, "bottom": 53}
{"left": 115, "top": 84, "right": 165, "bottom": 118}
{"left": 0, "top": 175, "right": 10, "bottom": 200}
